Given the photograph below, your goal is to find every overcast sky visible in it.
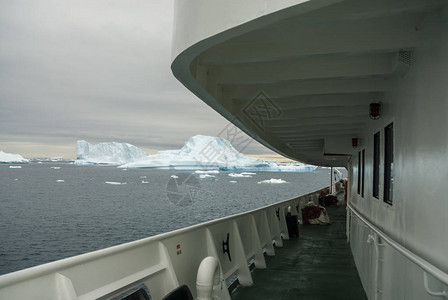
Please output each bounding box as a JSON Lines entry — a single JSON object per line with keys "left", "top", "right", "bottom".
{"left": 0, "top": 0, "right": 279, "bottom": 159}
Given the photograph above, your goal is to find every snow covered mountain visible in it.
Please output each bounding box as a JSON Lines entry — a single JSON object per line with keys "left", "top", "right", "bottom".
{"left": 119, "top": 135, "right": 316, "bottom": 172}
{"left": 75, "top": 140, "right": 148, "bottom": 166}
{"left": 0, "top": 151, "right": 29, "bottom": 163}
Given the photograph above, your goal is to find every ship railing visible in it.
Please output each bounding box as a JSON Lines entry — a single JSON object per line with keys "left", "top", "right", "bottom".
{"left": 347, "top": 203, "right": 448, "bottom": 298}
{"left": 0, "top": 187, "right": 325, "bottom": 300}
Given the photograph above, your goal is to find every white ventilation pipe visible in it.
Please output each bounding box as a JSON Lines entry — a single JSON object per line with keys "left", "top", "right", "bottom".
{"left": 196, "top": 256, "right": 220, "bottom": 300}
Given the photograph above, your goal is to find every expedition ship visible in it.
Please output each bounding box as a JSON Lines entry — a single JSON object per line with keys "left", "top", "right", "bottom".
{"left": 1, "top": 0, "right": 447, "bottom": 299}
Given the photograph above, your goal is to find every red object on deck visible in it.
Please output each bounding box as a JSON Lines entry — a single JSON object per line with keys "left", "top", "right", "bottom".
{"left": 302, "top": 206, "right": 322, "bottom": 224}
{"left": 324, "top": 195, "right": 338, "bottom": 206}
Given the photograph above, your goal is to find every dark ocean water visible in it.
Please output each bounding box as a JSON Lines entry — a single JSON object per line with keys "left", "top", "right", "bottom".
{"left": 0, "top": 163, "right": 343, "bottom": 275}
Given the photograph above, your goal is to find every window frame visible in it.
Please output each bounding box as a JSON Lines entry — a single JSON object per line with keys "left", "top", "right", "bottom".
{"left": 373, "top": 132, "right": 380, "bottom": 199}
{"left": 361, "top": 149, "right": 365, "bottom": 198}
{"left": 357, "top": 151, "right": 361, "bottom": 195}
{"left": 384, "top": 123, "right": 394, "bottom": 205}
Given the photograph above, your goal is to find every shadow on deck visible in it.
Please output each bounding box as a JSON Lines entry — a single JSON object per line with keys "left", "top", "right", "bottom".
{"left": 231, "top": 206, "right": 367, "bottom": 300}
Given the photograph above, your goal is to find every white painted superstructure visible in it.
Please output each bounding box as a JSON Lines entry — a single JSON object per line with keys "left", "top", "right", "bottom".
{"left": 171, "top": 0, "right": 448, "bottom": 299}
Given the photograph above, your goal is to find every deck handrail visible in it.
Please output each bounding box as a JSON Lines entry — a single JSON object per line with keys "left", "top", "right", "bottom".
{"left": 347, "top": 203, "right": 448, "bottom": 287}
{"left": 0, "top": 187, "right": 323, "bottom": 285}
{"left": 0, "top": 186, "right": 326, "bottom": 299}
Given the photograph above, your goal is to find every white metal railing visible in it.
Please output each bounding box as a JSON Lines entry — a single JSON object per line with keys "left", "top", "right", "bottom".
{"left": 347, "top": 203, "right": 448, "bottom": 298}
{"left": 0, "top": 188, "right": 324, "bottom": 300}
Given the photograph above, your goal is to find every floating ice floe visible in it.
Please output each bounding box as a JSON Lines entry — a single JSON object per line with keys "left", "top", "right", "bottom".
{"left": 170, "top": 175, "right": 179, "bottom": 179}
{"left": 14, "top": 179, "right": 19, "bottom": 181}
{"left": 229, "top": 181, "right": 237, "bottom": 183}
{"left": 56, "top": 180, "right": 65, "bottom": 183}
{"left": 199, "top": 174, "right": 215, "bottom": 179}
{"left": 9, "top": 166, "right": 22, "bottom": 169}
{"left": 140, "top": 176, "right": 147, "bottom": 178}
{"left": 51, "top": 167, "right": 61, "bottom": 170}
{"left": 257, "top": 179, "right": 288, "bottom": 184}
{"left": 228, "top": 173, "right": 252, "bottom": 178}
{"left": 105, "top": 181, "right": 127, "bottom": 185}
{"left": 141, "top": 181, "right": 149, "bottom": 184}
{"left": 195, "top": 170, "right": 219, "bottom": 174}
{"left": 241, "top": 172, "right": 256, "bottom": 175}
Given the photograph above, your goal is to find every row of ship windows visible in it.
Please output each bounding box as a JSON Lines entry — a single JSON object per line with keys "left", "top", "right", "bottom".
{"left": 357, "top": 123, "right": 394, "bottom": 205}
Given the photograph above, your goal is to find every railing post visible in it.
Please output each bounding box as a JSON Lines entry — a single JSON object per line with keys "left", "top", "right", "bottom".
{"left": 270, "top": 207, "right": 283, "bottom": 247}
{"left": 249, "top": 214, "right": 266, "bottom": 269}
{"left": 346, "top": 205, "right": 351, "bottom": 243}
{"left": 279, "top": 206, "right": 290, "bottom": 240}
{"left": 423, "top": 272, "right": 447, "bottom": 298}
{"left": 232, "top": 221, "right": 253, "bottom": 286}
{"left": 159, "top": 242, "right": 180, "bottom": 291}
{"left": 260, "top": 211, "right": 275, "bottom": 256}
{"left": 205, "top": 228, "right": 231, "bottom": 300}
{"left": 55, "top": 273, "right": 77, "bottom": 300}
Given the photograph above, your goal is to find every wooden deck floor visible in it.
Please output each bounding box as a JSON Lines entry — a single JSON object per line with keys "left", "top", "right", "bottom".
{"left": 231, "top": 205, "right": 367, "bottom": 300}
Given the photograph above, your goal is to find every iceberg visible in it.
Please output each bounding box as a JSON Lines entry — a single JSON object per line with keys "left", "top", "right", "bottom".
{"left": 228, "top": 173, "right": 252, "bottom": 178}
{"left": 105, "top": 181, "right": 127, "bottom": 185}
{"left": 258, "top": 179, "right": 288, "bottom": 184}
{"left": 0, "top": 151, "right": 29, "bottom": 163}
{"left": 119, "top": 135, "right": 317, "bottom": 172}
{"left": 195, "top": 170, "right": 220, "bottom": 174}
{"left": 199, "top": 174, "right": 215, "bottom": 179}
{"left": 75, "top": 140, "right": 148, "bottom": 166}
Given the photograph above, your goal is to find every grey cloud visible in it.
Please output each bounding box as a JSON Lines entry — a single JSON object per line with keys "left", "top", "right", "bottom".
{"left": 0, "top": 0, "right": 275, "bottom": 158}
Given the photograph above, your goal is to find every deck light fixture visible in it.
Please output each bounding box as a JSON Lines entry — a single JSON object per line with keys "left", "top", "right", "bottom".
{"left": 369, "top": 103, "right": 382, "bottom": 120}
{"left": 352, "top": 138, "right": 358, "bottom": 149}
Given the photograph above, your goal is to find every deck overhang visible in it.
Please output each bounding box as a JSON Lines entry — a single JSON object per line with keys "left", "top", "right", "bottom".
{"left": 171, "top": 0, "right": 446, "bottom": 167}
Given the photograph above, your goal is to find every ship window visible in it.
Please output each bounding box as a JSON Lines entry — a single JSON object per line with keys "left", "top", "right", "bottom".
{"left": 112, "top": 284, "right": 152, "bottom": 300}
{"left": 373, "top": 132, "right": 380, "bottom": 198}
{"left": 361, "top": 149, "right": 365, "bottom": 198}
{"left": 357, "top": 151, "right": 361, "bottom": 195}
{"left": 384, "top": 123, "right": 394, "bottom": 205}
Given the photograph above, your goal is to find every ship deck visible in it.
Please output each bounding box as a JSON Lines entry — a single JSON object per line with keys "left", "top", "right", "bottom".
{"left": 231, "top": 205, "right": 367, "bottom": 300}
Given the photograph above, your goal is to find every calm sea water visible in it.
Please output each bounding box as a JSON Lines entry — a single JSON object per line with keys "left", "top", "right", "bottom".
{"left": 0, "top": 163, "right": 342, "bottom": 275}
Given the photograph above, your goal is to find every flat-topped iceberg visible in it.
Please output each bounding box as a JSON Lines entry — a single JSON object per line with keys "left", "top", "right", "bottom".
{"left": 75, "top": 140, "right": 148, "bottom": 166}
{"left": 119, "top": 135, "right": 316, "bottom": 172}
{"left": 0, "top": 151, "right": 29, "bottom": 163}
